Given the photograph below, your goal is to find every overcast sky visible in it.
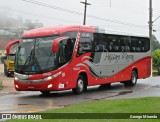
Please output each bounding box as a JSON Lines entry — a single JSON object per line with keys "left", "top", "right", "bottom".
{"left": 0, "top": 0, "right": 160, "bottom": 40}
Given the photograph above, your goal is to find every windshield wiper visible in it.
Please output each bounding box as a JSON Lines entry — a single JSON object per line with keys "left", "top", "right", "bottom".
{"left": 45, "top": 52, "right": 53, "bottom": 69}
{"left": 20, "top": 55, "right": 31, "bottom": 73}
{"left": 20, "top": 49, "right": 42, "bottom": 74}
{"left": 32, "top": 56, "right": 42, "bottom": 73}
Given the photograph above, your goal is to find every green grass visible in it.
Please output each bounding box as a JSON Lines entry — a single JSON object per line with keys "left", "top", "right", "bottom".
{"left": 7, "top": 97, "right": 160, "bottom": 122}
{"left": 44, "top": 97, "right": 160, "bottom": 113}
{"left": 152, "top": 70, "right": 159, "bottom": 77}
{"left": 0, "top": 80, "right": 3, "bottom": 89}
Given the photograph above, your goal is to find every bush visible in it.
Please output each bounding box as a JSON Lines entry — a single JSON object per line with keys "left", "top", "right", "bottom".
{"left": 0, "top": 80, "right": 2, "bottom": 89}
{"left": 152, "top": 50, "right": 160, "bottom": 75}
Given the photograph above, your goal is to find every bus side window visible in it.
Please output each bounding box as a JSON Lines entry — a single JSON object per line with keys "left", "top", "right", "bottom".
{"left": 58, "top": 38, "right": 75, "bottom": 66}
{"left": 77, "top": 33, "right": 93, "bottom": 56}
{"left": 144, "top": 38, "right": 150, "bottom": 52}
{"left": 131, "top": 37, "right": 150, "bottom": 52}
{"left": 109, "top": 41, "right": 113, "bottom": 52}
{"left": 58, "top": 39, "right": 67, "bottom": 66}
{"left": 131, "top": 37, "right": 139, "bottom": 52}
{"left": 120, "top": 40, "right": 125, "bottom": 52}
{"left": 65, "top": 38, "right": 74, "bottom": 62}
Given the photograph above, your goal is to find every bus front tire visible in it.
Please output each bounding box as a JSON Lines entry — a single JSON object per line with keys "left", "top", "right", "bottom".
{"left": 72, "top": 75, "right": 86, "bottom": 95}
{"left": 124, "top": 70, "right": 137, "bottom": 87}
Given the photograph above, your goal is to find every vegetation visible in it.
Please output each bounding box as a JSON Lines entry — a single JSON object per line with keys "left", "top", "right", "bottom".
{"left": 152, "top": 35, "right": 160, "bottom": 52}
{"left": 152, "top": 50, "right": 160, "bottom": 75}
{"left": 7, "top": 97, "right": 160, "bottom": 122}
{"left": 0, "top": 80, "right": 3, "bottom": 89}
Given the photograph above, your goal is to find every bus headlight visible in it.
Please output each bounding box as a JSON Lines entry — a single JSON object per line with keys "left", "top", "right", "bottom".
{"left": 46, "top": 76, "right": 52, "bottom": 80}
{"left": 44, "top": 76, "right": 52, "bottom": 81}
{"left": 53, "top": 71, "right": 62, "bottom": 78}
{"left": 15, "top": 85, "right": 19, "bottom": 88}
{"left": 44, "top": 71, "right": 62, "bottom": 81}
{"left": 15, "top": 77, "right": 19, "bottom": 81}
{"left": 48, "top": 84, "right": 53, "bottom": 88}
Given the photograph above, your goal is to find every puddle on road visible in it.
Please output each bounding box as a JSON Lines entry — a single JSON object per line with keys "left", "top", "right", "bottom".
{"left": 0, "top": 91, "right": 30, "bottom": 96}
{"left": 18, "top": 104, "right": 28, "bottom": 106}
{"left": 152, "top": 85, "right": 160, "bottom": 88}
{"left": 118, "top": 90, "right": 133, "bottom": 95}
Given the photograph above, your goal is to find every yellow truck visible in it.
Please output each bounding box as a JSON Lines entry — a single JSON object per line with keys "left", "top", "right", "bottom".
{"left": 4, "top": 40, "right": 19, "bottom": 77}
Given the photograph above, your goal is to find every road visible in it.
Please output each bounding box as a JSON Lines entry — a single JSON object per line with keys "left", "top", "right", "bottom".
{"left": 1, "top": 79, "right": 160, "bottom": 113}
{"left": 0, "top": 64, "right": 160, "bottom": 113}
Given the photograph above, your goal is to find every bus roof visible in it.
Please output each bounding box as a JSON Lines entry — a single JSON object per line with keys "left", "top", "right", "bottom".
{"left": 21, "top": 25, "right": 149, "bottom": 39}
{"left": 21, "top": 25, "right": 95, "bottom": 38}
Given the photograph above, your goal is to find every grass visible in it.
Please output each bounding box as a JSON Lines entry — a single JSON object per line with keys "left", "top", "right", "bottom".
{"left": 7, "top": 97, "right": 160, "bottom": 122}
{"left": 0, "top": 80, "right": 3, "bottom": 89}
{"left": 152, "top": 70, "right": 158, "bottom": 77}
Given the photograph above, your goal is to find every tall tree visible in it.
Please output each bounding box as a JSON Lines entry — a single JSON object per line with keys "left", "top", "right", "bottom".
{"left": 152, "top": 35, "right": 160, "bottom": 52}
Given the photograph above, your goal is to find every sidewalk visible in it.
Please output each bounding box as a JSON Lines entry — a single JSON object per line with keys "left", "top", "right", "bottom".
{"left": 0, "top": 64, "right": 18, "bottom": 96}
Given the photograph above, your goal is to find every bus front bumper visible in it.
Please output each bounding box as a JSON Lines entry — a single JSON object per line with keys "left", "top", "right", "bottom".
{"left": 14, "top": 79, "right": 62, "bottom": 91}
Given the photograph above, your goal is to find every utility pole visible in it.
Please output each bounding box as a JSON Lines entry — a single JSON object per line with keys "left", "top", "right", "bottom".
{"left": 149, "top": 0, "right": 153, "bottom": 40}
{"left": 81, "top": 0, "right": 91, "bottom": 25}
{"left": 149, "top": 0, "right": 153, "bottom": 77}
{"left": 110, "top": 0, "right": 112, "bottom": 8}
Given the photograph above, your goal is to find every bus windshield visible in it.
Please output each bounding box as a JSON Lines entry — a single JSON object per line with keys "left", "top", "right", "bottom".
{"left": 9, "top": 54, "right": 15, "bottom": 61}
{"left": 15, "top": 36, "right": 59, "bottom": 74}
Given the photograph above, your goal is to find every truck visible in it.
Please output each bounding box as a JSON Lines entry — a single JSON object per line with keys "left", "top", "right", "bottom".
{"left": 4, "top": 40, "right": 19, "bottom": 77}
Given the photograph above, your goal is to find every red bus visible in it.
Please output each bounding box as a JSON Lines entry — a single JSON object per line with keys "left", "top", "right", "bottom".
{"left": 13, "top": 25, "right": 151, "bottom": 94}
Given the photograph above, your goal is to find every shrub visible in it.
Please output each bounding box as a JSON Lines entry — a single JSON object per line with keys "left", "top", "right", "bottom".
{"left": 152, "top": 50, "right": 160, "bottom": 75}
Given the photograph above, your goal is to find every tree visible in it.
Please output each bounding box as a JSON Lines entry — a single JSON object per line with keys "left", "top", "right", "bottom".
{"left": 152, "top": 50, "right": 160, "bottom": 75}
{"left": 152, "top": 35, "right": 160, "bottom": 52}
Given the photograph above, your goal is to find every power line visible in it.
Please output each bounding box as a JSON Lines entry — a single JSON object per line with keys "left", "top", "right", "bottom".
{"left": 22, "top": 0, "right": 83, "bottom": 15}
{"left": 98, "top": 0, "right": 148, "bottom": 16}
{"left": 22, "top": 0, "right": 148, "bottom": 29}
{"left": 153, "top": 15, "right": 160, "bottom": 23}
{"left": 87, "top": 14, "right": 147, "bottom": 29}
{"left": 0, "top": 6, "right": 80, "bottom": 24}
{"left": 0, "top": 7, "right": 148, "bottom": 37}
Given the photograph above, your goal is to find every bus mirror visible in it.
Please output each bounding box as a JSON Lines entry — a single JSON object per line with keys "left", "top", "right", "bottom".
{"left": 52, "top": 36, "right": 69, "bottom": 53}
{"left": 6, "top": 39, "right": 19, "bottom": 55}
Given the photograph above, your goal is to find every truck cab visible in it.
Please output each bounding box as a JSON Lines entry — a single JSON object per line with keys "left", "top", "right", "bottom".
{"left": 4, "top": 40, "right": 19, "bottom": 77}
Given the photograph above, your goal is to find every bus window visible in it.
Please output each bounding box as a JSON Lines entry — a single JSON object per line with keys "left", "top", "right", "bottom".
{"left": 77, "top": 32, "right": 93, "bottom": 56}
{"left": 130, "top": 37, "right": 150, "bottom": 52}
{"left": 58, "top": 38, "right": 75, "bottom": 66}
{"left": 93, "top": 33, "right": 109, "bottom": 52}
{"left": 141, "top": 38, "right": 150, "bottom": 52}
{"left": 107, "top": 35, "right": 118, "bottom": 52}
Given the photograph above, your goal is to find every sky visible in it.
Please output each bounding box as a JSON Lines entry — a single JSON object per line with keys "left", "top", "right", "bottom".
{"left": 0, "top": 0, "right": 160, "bottom": 40}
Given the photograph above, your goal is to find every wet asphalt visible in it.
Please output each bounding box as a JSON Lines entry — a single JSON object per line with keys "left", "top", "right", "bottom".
{"left": 0, "top": 77, "right": 160, "bottom": 113}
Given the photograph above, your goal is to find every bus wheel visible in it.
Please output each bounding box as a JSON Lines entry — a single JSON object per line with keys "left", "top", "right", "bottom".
{"left": 72, "top": 75, "right": 86, "bottom": 95}
{"left": 124, "top": 70, "right": 137, "bottom": 87}
{"left": 40, "top": 91, "right": 50, "bottom": 95}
